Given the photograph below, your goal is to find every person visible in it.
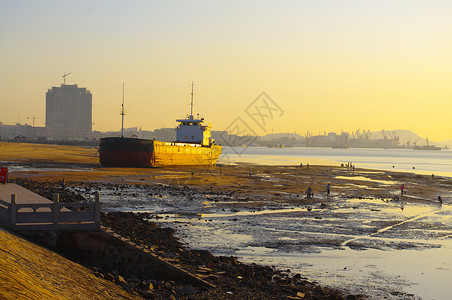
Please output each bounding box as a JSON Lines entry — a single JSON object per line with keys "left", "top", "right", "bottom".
{"left": 438, "top": 196, "right": 443, "bottom": 204}
{"left": 400, "top": 183, "right": 405, "bottom": 196}
{"left": 306, "top": 186, "right": 313, "bottom": 199}
{"left": 300, "top": 163, "right": 303, "bottom": 168}
{"left": 306, "top": 163, "right": 310, "bottom": 169}
{"left": 326, "top": 183, "right": 331, "bottom": 196}
{"left": 249, "top": 170, "right": 252, "bottom": 178}
{"left": 61, "top": 178, "right": 65, "bottom": 190}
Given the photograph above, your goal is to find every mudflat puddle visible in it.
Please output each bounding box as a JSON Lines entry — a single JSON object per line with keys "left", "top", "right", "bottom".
{"left": 95, "top": 185, "right": 452, "bottom": 299}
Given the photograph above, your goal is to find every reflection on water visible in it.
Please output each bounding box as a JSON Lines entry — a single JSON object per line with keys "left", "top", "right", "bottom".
{"left": 148, "top": 198, "right": 452, "bottom": 299}
{"left": 335, "top": 176, "right": 395, "bottom": 185}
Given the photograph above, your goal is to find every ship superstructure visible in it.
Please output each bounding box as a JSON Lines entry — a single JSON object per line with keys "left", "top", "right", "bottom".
{"left": 176, "top": 83, "right": 214, "bottom": 146}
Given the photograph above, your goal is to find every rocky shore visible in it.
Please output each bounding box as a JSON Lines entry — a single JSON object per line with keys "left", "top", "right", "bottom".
{"left": 10, "top": 177, "right": 362, "bottom": 299}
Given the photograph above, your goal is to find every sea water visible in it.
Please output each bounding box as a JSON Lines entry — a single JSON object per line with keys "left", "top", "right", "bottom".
{"left": 218, "top": 146, "right": 452, "bottom": 177}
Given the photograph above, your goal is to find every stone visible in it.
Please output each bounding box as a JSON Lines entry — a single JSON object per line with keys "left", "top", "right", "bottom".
{"left": 120, "top": 281, "right": 132, "bottom": 292}
{"left": 297, "top": 291, "right": 305, "bottom": 298}
{"left": 180, "top": 284, "right": 197, "bottom": 295}
{"left": 164, "top": 281, "right": 173, "bottom": 290}
{"left": 105, "top": 273, "right": 115, "bottom": 282}
{"left": 138, "top": 290, "right": 154, "bottom": 298}
{"left": 116, "top": 275, "right": 127, "bottom": 285}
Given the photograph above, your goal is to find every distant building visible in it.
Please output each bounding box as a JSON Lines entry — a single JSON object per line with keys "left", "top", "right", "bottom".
{"left": 45, "top": 84, "right": 92, "bottom": 139}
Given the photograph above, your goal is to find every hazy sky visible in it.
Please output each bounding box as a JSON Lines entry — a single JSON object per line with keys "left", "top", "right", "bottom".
{"left": 1, "top": 1, "right": 451, "bottom": 140}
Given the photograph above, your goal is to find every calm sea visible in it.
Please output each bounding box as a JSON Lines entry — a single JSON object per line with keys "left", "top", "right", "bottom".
{"left": 218, "top": 146, "right": 452, "bottom": 178}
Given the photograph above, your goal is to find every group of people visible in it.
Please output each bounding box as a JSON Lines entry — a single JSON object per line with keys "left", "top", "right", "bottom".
{"left": 305, "top": 183, "right": 331, "bottom": 199}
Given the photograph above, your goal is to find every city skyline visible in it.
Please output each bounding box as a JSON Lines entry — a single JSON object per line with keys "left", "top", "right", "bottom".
{"left": 1, "top": 1, "right": 451, "bottom": 141}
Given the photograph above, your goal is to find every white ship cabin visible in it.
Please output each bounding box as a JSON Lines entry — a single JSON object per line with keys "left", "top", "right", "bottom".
{"left": 176, "top": 115, "right": 213, "bottom": 146}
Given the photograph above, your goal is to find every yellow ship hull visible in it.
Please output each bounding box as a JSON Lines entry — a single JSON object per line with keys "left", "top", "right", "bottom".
{"left": 151, "top": 141, "right": 222, "bottom": 167}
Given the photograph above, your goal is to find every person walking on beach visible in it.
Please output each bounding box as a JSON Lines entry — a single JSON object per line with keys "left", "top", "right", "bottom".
{"left": 400, "top": 184, "right": 405, "bottom": 196}
{"left": 326, "top": 183, "right": 331, "bottom": 196}
{"left": 306, "top": 186, "right": 313, "bottom": 199}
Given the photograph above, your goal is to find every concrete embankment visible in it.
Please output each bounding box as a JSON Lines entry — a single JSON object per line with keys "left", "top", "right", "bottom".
{"left": 0, "top": 227, "right": 137, "bottom": 300}
{"left": 22, "top": 227, "right": 214, "bottom": 288}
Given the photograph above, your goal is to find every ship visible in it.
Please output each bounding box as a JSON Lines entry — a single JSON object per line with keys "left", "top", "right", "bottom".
{"left": 99, "top": 83, "right": 222, "bottom": 167}
{"left": 413, "top": 138, "right": 441, "bottom": 151}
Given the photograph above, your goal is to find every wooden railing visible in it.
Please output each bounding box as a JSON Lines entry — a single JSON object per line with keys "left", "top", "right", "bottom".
{"left": 0, "top": 193, "right": 100, "bottom": 231}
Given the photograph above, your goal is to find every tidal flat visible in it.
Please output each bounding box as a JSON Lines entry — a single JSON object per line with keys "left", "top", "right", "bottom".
{"left": 3, "top": 142, "right": 452, "bottom": 299}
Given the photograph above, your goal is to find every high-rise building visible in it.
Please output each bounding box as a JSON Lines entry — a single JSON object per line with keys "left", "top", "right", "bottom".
{"left": 46, "top": 84, "right": 92, "bottom": 139}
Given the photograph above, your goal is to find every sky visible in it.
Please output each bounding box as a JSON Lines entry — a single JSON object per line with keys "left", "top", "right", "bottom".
{"left": 1, "top": 0, "right": 451, "bottom": 141}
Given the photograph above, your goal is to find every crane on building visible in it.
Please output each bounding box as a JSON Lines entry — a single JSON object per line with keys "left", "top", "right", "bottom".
{"left": 26, "top": 115, "right": 42, "bottom": 127}
{"left": 63, "top": 72, "right": 71, "bottom": 85}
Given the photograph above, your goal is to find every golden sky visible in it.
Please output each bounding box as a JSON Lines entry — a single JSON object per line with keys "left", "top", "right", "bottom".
{"left": 1, "top": 1, "right": 451, "bottom": 141}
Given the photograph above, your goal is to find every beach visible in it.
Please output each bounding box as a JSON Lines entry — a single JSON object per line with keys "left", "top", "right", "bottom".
{"left": 2, "top": 142, "right": 452, "bottom": 299}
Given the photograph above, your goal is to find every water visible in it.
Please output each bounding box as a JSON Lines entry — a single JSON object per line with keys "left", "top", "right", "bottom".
{"left": 96, "top": 181, "right": 452, "bottom": 299}
{"left": 218, "top": 147, "right": 452, "bottom": 177}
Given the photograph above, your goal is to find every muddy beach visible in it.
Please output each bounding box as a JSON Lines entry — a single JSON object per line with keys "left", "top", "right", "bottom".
{"left": 2, "top": 142, "right": 452, "bottom": 299}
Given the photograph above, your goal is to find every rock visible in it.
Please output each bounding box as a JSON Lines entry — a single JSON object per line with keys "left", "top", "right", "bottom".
{"left": 179, "top": 284, "right": 197, "bottom": 295}
{"left": 164, "top": 281, "right": 173, "bottom": 290}
{"left": 120, "top": 281, "right": 132, "bottom": 292}
{"left": 138, "top": 290, "right": 154, "bottom": 298}
{"left": 116, "top": 275, "right": 126, "bottom": 285}
{"left": 105, "top": 273, "right": 115, "bottom": 282}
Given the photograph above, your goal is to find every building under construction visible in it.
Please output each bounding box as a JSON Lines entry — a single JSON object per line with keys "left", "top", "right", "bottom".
{"left": 45, "top": 83, "right": 92, "bottom": 140}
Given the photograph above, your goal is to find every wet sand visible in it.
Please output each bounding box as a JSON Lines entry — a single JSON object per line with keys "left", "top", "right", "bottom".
{"left": 2, "top": 142, "right": 451, "bottom": 203}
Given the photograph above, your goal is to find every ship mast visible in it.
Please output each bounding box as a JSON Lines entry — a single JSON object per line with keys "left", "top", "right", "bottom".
{"left": 190, "top": 81, "right": 194, "bottom": 120}
{"left": 121, "top": 82, "right": 125, "bottom": 137}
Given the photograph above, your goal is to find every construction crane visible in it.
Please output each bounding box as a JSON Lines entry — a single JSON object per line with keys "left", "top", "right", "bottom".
{"left": 26, "top": 115, "right": 39, "bottom": 127}
{"left": 386, "top": 130, "right": 400, "bottom": 145}
{"left": 63, "top": 72, "right": 71, "bottom": 84}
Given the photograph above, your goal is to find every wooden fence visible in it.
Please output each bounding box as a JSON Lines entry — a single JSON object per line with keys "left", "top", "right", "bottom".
{"left": 0, "top": 193, "right": 100, "bottom": 231}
